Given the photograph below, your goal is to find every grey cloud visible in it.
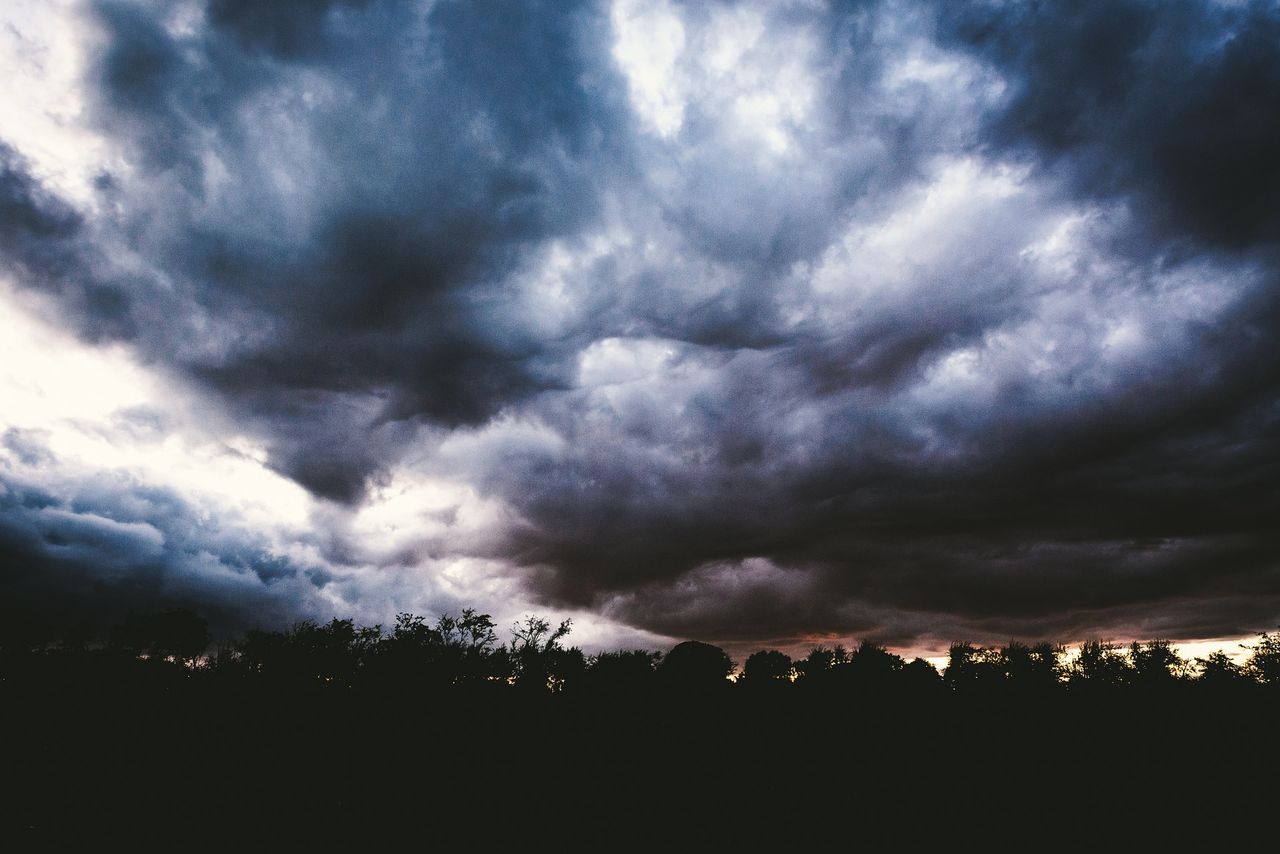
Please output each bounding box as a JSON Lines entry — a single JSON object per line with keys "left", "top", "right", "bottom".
{"left": 0, "top": 466, "right": 323, "bottom": 638}
{"left": 0, "top": 141, "right": 145, "bottom": 343}
{"left": 0, "top": 141, "right": 83, "bottom": 288}
{"left": 0, "top": 143, "right": 80, "bottom": 241}
{"left": 481, "top": 196, "right": 1280, "bottom": 644}
{"left": 208, "top": 0, "right": 376, "bottom": 59}
{"left": 934, "top": 0, "right": 1280, "bottom": 251}
{"left": 1, "top": 0, "right": 1277, "bottom": 649}
{"left": 64, "top": 0, "right": 635, "bottom": 500}
{"left": 2, "top": 428, "right": 54, "bottom": 468}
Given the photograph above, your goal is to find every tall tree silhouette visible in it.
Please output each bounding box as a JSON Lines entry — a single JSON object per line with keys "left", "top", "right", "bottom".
{"left": 509, "top": 615, "right": 582, "bottom": 692}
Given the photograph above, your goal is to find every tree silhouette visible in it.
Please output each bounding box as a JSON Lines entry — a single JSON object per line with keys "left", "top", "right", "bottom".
{"left": 659, "top": 641, "right": 733, "bottom": 689}
{"left": 1003, "top": 641, "right": 1063, "bottom": 691}
{"left": 438, "top": 608, "right": 499, "bottom": 653}
{"left": 509, "top": 615, "right": 580, "bottom": 692}
{"left": 584, "top": 650, "right": 661, "bottom": 695}
{"left": 6, "top": 607, "right": 1280, "bottom": 848}
{"left": 436, "top": 609, "right": 505, "bottom": 684}
{"left": 793, "top": 644, "right": 849, "bottom": 687}
{"left": 1195, "top": 651, "right": 1247, "bottom": 688}
{"left": 901, "top": 657, "right": 943, "bottom": 692}
{"left": 944, "top": 643, "right": 1006, "bottom": 692}
{"left": 1244, "top": 631, "right": 1280, "bottom": 686}
{"left": 370, "top": 612, "right": 446, "bottom": 686}
{"left": 1129, "top": 640, "right": 1190, "bottom": 687}
{"left": 740, "top": 650, "right": 794, "bottom": 686}
{"left": 845, "top": 640, "right": 905, "bottom": 691}
{"left": 1069, "top": 640, "right": 1134, "bottom": 690}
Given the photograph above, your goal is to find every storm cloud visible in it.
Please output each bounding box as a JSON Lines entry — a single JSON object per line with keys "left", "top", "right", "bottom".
{"left": 1, "top": 0, "right": 1278, "bottom": 652}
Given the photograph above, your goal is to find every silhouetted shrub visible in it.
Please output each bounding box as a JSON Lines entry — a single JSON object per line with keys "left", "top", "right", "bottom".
{"left": 793, "top": 645, "right": 848, "bottom": 688}
{"left": 585, "top": 650, "right": 662, "bottom": 695}
{"left": 740, "top": 650, "right": 794, "bottom": 687}
{"left": 1245, "top": 632, "right": 1280, "bottom": 685}
{"left": 659, "top": 641, "right": 734, "bottom": 689}
{"left": 1069, "top": 640, "right": 1134, "bottom": 690}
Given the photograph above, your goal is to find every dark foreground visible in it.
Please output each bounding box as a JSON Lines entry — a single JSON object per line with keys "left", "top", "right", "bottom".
{"left": 4, "top": 667, "right": 1278, "bottom": 849}
{"left": 3, "top": 613, "right": 1279, "bottom": 848}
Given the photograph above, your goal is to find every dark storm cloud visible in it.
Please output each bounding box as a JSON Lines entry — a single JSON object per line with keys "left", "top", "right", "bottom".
{"left": 207, "top": 0, "right": 376, "bottom": 59}
{"left": 70, "top": 0, "right": 631, "bottom": 501}
{"left": 490, "top": 308, "right": 1280, "bottom": 645}
{"left": 934, "top": 0, "right": 1280, "bottom": 250}
{"left": 0, "top": 143, "right": 80, "bottom": 237}
{"left": 472, "top": 0, "right": 1280, "bottom": 645}
{"left": 2, "top": 0, "right": 1279, "bottom": 649}
{"left": 0, "top": 141, "right": 82, "bottom": 285}
{"left": 0, "top": 457, "right": 323, "bottom": 639}
{"left": 0, "top": 141, "right": 144, "bottom": 341}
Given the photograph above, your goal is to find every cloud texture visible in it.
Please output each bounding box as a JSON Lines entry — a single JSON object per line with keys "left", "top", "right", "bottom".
{"left": 1, "top": 0, "right": 1278, "bottom": 651}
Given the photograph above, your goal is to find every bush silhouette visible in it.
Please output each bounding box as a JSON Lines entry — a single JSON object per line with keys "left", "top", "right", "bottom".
{"left": 741, "top": 650, "right": 794, "bottom": 686}
{"left": 585, "top": 650, "right": 661, "bottom": 694}
{"left": 1245, "top": 631, "right": 1280, "bottom": 685}
{"left": 658, "top": 640, "right": 734, "bottom": 689}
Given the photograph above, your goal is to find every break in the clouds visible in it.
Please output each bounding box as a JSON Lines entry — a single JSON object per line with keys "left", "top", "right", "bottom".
{"left": 1, "top": 0, "right": 1278, "bottom": 653}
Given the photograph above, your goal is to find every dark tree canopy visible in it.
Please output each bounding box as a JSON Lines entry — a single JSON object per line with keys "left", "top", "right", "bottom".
{"left": 658, "top": 641, "right": 734, "bottom": 688}
{"left": 5, "top": 611, "right": 1278, "bottom": 849}
{"left": 741, "top": 649, "right": 794, "bottom": 686}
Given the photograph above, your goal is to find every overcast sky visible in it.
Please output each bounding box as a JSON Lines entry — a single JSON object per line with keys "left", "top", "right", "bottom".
{"left": 2, "top": 0, "right": 1278, "bottom": 656}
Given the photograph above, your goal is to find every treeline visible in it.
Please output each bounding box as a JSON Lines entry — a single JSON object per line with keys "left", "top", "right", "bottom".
{"left": 6, "top": 608, "right": 1280, "bottom": 847}
{"left": 4, "top": 607, "right": 1278, "bottom": 696}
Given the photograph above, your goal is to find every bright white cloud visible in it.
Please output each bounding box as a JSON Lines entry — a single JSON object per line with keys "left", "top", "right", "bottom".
{"left": 0, "top": 282, "right": 313, "bottom": 530}
{"left": 0, "top": 0, "right": 110, "bottom": 205}
{"left": 611, "top": 0, "right": 687, "bottom": 137}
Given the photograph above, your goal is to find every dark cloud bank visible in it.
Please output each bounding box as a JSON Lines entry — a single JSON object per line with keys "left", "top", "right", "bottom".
{"left": 2, "top": 0, "right": 1279, "bottom": 650}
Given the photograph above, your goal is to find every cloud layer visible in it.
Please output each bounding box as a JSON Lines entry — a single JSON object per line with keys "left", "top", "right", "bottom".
{"left": 1, "top": 0, "right": 1278, "bottom": 651}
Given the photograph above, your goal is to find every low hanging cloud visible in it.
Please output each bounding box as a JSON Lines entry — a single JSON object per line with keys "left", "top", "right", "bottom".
{"left": 1, "top": 0, "right": 1278, "bottom": 652}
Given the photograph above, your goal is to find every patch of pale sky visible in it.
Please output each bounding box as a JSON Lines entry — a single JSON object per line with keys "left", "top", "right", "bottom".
{"left": 434, "top": 413, "right": 568, "bottom": 473}
{"left": 811, "top": 157, "right": 1031, "bottom": 300}
{"left": 921, "top": 637, "right": 1255, "bottom": 675}
{"left": 0, "top": 0, "right": 111, "bottom": 206}
{"left": 611, "top": 0, "right": 686, "bottom": 137}
{"left": 576, "top": 336, "right": 680, "bottom": 388}
{"left": 0, "top": 275, "right": 1268, "bottom": 664}
{"left": 0, "top": 281, "right": 313, "bottom": 532}
{"left": 611, "top": 0, "right": 817, "bottom": 156}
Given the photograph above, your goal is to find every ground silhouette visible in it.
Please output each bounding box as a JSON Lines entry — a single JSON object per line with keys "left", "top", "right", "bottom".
{"left": 2, "top": 609, "right": 1277, "bottom": 847}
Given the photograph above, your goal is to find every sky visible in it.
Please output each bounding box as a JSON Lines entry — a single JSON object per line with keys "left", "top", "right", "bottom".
{"left": 1, "top": 0, "right": 1278, "bottom": 659}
